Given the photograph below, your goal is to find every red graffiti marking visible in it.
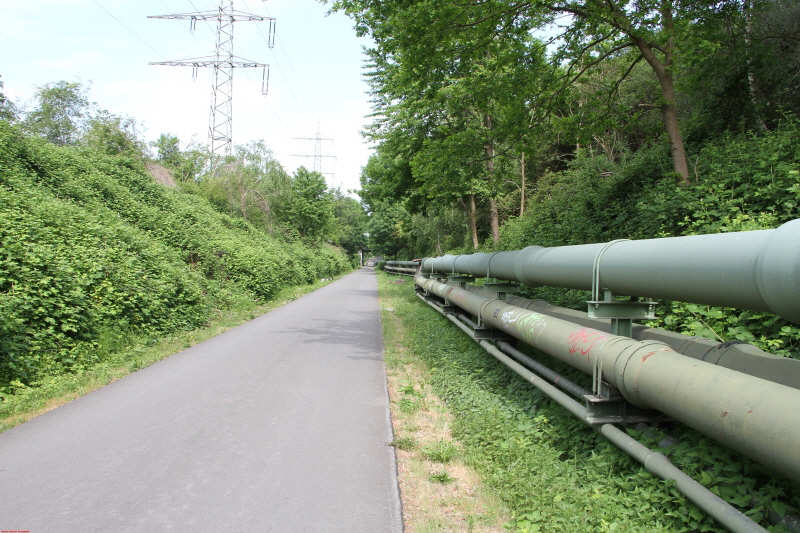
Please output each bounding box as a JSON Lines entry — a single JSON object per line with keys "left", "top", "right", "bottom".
{"left": 568, "top": 328, "right": 607, "bottom": 356}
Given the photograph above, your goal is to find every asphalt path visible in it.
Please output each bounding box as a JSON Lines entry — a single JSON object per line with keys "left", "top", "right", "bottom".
{"left": 0, "top": 267, "right": 403, "bottom": 533}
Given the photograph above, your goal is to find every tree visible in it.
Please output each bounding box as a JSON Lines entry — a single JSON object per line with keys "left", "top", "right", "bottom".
{"left": 22, "top": 80, "right": 92, "bottom": 146}
{"left": 0, "top": 76, "right": 17, "bottom": 121}
{"left": 274, "top": 167, "right": 335, "bottom": 242}
{"left": 335, "top": 1, "right": 551, "bottom": 245}
{"left": 366, "top": 201, "right": 411, "bottom": 258}
{"left": 331, "top": 0, "right": 724, "bottom": 184}
{"left": 83, "top": 110, "right": 146, "bottom": 158}
{"left": 679, "top": 0, "right": 800, "bottom": 140}
{"left": 151, "top": 133, "right": 182, "bottom": 168}
{"left": 199, "top": 140, "right": 289, "bottom": 232}
{"left": 330, "top": 189, "right": 369, "bottom": 257}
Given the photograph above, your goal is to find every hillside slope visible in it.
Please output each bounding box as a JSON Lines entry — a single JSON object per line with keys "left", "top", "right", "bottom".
{"left": 0, "top": 121, "right": 350, "bottom": 391}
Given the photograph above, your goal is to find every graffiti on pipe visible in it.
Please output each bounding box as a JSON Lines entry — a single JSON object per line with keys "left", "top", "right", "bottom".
{"left": 494, "top": 309, "right": 547, "bottom": 345}
{"left": 568, "top": 328, "right": 607, "bottom": 357}
{"left": 499, "top": 310, "right": 518, "bottom": 329}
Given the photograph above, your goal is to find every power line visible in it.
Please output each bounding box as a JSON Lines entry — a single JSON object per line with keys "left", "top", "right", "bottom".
{"left": 92, "top": 1, "right": 169, "bottom": 61}
{"left": 274, "top": 33, "right": 319, "bottom": 124}
{"left": 241, "top": 69, "right": 294, "bottom": 137}
{"left": 255, "top": 0, "right": 320, "bottom": 124}
{"left": 158, "top": 0, "right": 213, "bottom": 54}
{"left": 240, "top": 0, "right": 314, "bottom": 129}
{"left": 93, "top": 0, "right": 211, "bottom": 94}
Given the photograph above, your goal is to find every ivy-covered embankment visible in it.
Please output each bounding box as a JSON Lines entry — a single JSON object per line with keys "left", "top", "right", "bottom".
{"left": 0, "top": 122, "right": 351, "bottom": 402}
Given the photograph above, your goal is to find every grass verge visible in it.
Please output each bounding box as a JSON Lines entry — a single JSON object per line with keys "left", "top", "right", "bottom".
{"left": 378, "top": 272, "right": 509, "bottom": 533}
{"left": 0, "top": 274, "right": 349, "bottom": 433}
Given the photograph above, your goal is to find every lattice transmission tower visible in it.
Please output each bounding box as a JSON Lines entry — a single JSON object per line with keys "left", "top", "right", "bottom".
{"left": 149, "top": 1, "right": 275, "bottom": 158}
{"left": 292, "top": 124, "right": 336, "bottom": 177}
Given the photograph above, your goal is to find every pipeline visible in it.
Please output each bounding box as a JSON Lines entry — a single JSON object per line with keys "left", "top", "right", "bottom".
{"left": 416, "top": 275, "right": 800, "bottom": 485}
{"left": 418, "top": 292, "right": 767, "bottom": 533}
{"left": 457, "top": 285, "right": 800, "bottom": 391}
{"left": 422, "top": 219, "right": 800, "bottom": 323}
{"left": 384, "top": 260, "right": 419, "bottom": 276}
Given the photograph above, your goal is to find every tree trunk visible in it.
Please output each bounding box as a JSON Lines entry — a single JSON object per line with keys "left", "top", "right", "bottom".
{"left": 630, "top": 0, "right": 690, "bottom": 184}
{"left": 744, "top": 0, "right": 768, "bottom": 130}
{"left": 484, "top": 114, "right": 501, "bottom": 242}
{"left": 489, "top": 198, "right": 500, "bottom": 242}
{"left": 469, "top": 194, "right": 479, "bottom": 249}
{"left": 520, "top": 151, "right": 526, "bottom": 216}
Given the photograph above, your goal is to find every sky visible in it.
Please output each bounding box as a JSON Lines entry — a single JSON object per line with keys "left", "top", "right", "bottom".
{"left": 0, "top": 0, "right": 375, "bottom": 195}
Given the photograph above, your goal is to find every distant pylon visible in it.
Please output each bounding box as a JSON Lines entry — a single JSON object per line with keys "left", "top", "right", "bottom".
{"left": 292, "top": 124, "right": 336, "bottom": 176}
{"left": 148, "top": 1, "right": 275, "bottom": 159}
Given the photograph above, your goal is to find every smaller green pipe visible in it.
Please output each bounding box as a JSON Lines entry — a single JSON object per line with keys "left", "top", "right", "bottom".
{"left": 420, "top": 291, "right": 766, "bottom": 531}
{"left": 495, "top": 340, "right": 591, "bottom": 400}
{"left": 417, "top": 275, "right": 800, "bottom": 484}
{"left": 385, "top": 261, "right": 420, "bottom": 267}
{"left": 480, "top": 338, "right": 768, "bottom": 533}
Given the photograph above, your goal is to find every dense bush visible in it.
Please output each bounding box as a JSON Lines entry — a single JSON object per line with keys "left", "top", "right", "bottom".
{"left": 0, "top": 121, "right": 351, "bottom": 390}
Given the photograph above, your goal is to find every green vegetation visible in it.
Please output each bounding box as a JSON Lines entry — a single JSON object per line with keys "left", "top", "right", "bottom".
{"left": 329, "top": 0, "right": 800, "bottom": 352}
{"left": 377, "top": 271, "right": 800, "bottom": 532}
{"left": 0, "top": 79, "right": 365, "bottom": 411}
{"left": 379, "top": 273, "right": 510, "bottom": 532}
{"left": 0, "top": 277, "right": 340, "bottom": 432}
{"left": 330, "top": 0, "right": 800, "bottom": 249}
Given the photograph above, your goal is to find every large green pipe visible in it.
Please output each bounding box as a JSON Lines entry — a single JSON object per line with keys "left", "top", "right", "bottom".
{"left": 421, "top": 219, "right": 800, "bottom": 323}
{"left": 416, "top": 275, "right": 800, "bottom": 484}
{"left": 461, "top": 286, "right": 800, "bottom": 391}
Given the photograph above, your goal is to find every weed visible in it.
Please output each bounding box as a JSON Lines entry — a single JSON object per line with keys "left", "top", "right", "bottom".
{"left": 429, "top": 470, "right": 456, "bottom": 484}
{"left": 390, "top": 436, "right": 417, "bottom": 451}
{"left": 398, "top": 397, "right": 421, "bottom": 414}
{"left": 421, "top": 439, "right": 458, "bottom": 463}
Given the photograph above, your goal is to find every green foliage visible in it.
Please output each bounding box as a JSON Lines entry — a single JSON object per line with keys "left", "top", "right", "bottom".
{"left": 274, "top": 166, "right": 336, "bottom": 242}
{"left": 0, "top": 121, "right": 351, "bottom": 392}
{"left": 198, "top": 140, "right": 290, "bottom": 233}
{"left": 429, "top": 470, "right": 456, "bottom": 484}
{"left": 367, "top": 201, "right": 411, "bottom": 258}
{"left": 421, "top": 439, "right": 459, "bottom": 463}
{"left": 377, "top": 272, "right": 799, "bottom": 532}
{"left": 83, "top": 110, "right": 147, "bottom": 159}
{"left": 389, "top": 436, "right": 417, "bottom": 451}
{"left": 0, "top": 75, "right": 17, "bottom": 121}
{"left": 21, "top": 80, "right": 92, "bottom": 146}
{"left": 330, "top": 189, "right": 369, "bottom": 259}
{"left": 151, "top": 133, "right": 182, "bottom": 168}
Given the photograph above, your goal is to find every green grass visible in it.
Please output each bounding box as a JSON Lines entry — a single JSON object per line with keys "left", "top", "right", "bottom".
{"left": 421, "top": 439, "right": 459, "bottom": 463}
{"left": 429, "top": 470, "right": 457, "bottom": 484}
{"left": 375, "top": 271, "right": 799, "bottom": 533}
{"left": 389, "top": 436, "right": 418, "bottom": 451}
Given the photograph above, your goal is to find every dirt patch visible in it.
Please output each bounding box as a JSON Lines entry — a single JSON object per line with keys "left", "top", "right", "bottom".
{"left": 146, "top": 162, "right": 176, "bottom": 187}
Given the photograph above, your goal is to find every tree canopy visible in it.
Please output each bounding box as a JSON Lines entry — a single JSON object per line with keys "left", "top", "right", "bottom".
{"left": 328, "top": 0, "right": 799, "bottom": 254}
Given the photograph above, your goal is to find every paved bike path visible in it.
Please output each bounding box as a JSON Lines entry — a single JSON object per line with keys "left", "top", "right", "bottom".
{"left": 0, "top": 267, "right": 402, "bottom": 533}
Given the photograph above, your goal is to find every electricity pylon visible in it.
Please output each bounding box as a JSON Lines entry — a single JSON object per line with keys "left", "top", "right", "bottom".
{"left": 149, "top": 1, "right": 275, "bottom": 159}
{"left": 292, "top": 124, "right": 336, "bottom": 176}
